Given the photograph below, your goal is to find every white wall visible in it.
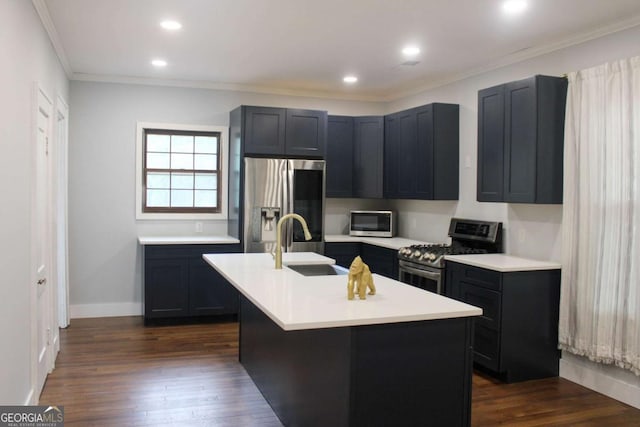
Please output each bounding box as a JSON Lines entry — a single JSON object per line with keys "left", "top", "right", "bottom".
{"left": 0, "top": 1, "right": 69, "bottom": 405}
{"left": 68, "top": 82, "right": 383, "bottom": 315}
{"left": 384, "top": 24, "right": 640, "bottom": 407}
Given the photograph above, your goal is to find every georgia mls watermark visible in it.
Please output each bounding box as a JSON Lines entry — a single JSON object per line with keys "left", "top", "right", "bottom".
{"left": 0, "top": 406, "right": 64, "bottom": 427}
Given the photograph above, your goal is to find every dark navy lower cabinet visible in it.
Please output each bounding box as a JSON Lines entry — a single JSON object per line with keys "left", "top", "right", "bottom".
{"left": 143, "top": 244, "right": 241, "bottom": 323}
{"left": 446, "top": 261, "right": 561, "bottom": 382}
{"left": 324, "top": 242, "right": 361, "bottom": 268}
{"left": 325, "top": 242, "right": 398, "bottom": 280}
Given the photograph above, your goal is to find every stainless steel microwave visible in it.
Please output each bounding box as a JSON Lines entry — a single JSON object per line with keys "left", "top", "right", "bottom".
{"left": 349, "top": 210, "right": 395, "bottom": 237}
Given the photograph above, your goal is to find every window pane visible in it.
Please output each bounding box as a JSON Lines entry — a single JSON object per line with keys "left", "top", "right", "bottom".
{"left": 195, "top": 154, "right": 216, "bottom": 170}
{"left": 147, "top": 153, "right": 170, "bottom": 169}
{"left": 195, "top": 173, "right": 216, "bottom": 190}
{"left": 172, "top": 135, "right": 193, "bottom": 153}
{"left": 171, "top": 172, "right": 194, "bottom": 189}
{"left": 147, "top": 189, "right": 169, "bottom": 207}
{"left": 147, "top": 134, "right": 170, "bottom": 152}
{"left": 171, "top": 190, "right": 193, "bottom": 207}
{"left": 147, "top": 172, "right": 170, "bottom": 189}
{"left": 195, "top": 190, "right": 217, "bottom": 207}
{"left": 171, "top": 153, "right": 193, "bottom": 169}
{"left": 195, "top": 136, "right": 217, "bottom": 154}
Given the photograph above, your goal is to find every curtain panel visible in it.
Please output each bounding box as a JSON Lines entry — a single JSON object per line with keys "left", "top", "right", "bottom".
{"left": 559, "top": 56, "right": 640, "bottom": 375}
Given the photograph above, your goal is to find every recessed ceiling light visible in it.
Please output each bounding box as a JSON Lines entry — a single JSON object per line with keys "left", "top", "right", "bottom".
{"left": 343, "top": 76, "right": 358, "bottom": 84}
{"left": 151, "top": 59, "right": 167, "bottom": 67}
{"left": 160, "top": 20, "right": 182, "bottom": 30}
{"left": 402, "top": 46, "right": 420, "bottom": 56}
{"left": 502, "top": 0, "right": 527, "bottom": 14}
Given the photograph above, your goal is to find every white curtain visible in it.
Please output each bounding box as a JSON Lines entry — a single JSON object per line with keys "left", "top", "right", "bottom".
{"left": 559, "top": 56, "right": 640, "bottom": 375}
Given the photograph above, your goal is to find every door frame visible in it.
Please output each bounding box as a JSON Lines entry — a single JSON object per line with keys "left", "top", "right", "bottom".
{"left": 54, "top": 95, "right": 69, "bottom": 331}
{"left": 30, "top": 83, "right": 56, "bottom": 403}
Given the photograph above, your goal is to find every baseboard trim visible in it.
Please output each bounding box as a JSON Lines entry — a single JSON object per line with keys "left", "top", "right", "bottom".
{"left": 560, "top": 354, "right": 640, "bottom": 409}
{"left": 70, "top": 303, "right": 142, "bottom": 319}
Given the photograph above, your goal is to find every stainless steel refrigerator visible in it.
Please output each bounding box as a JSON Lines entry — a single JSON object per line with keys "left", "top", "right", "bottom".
{"left": 243, "top": 158, "right": 325, "bottom": 255}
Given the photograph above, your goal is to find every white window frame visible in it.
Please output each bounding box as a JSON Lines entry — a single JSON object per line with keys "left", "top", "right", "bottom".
{"left": 135, "top": 122, "right": 228, "bottom": 220}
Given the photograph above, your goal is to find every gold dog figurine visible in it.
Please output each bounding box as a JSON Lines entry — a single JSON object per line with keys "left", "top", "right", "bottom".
{"left": 347, "top": 256, "right": 376, "bottom": 300}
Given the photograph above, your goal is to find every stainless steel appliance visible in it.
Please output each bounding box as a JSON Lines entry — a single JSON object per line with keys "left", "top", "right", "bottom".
{"left": 398, "top": 218, "right": 502, "bottom": 294}
{"left": 243, "top": 158, "right": 325, "bottom": 255}
{"left": 349, "top": 210, "right": 395, "bottom": 237}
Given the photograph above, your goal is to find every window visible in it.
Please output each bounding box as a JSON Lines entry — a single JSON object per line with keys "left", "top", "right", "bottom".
{"left": 136, "top": 123, "right": 228, "bottom": 219}
{"left": 143, "top": 129, "right": 221, "bottom": 213}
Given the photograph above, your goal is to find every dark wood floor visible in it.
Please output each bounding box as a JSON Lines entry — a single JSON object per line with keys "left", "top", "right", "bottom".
{"left": 41, "top": 317, "right": 640, "bottom": 427}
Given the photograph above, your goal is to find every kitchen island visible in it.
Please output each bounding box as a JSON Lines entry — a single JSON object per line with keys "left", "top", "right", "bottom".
{"left": 204, "top": 252, "right": 482, "bottom": 427}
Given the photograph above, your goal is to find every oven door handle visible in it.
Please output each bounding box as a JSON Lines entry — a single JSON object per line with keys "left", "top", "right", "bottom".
{"left": 399, "top": 265, "right": 441, "bottom": 281}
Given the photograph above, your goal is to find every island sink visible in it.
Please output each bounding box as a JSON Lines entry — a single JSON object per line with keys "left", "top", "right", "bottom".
{"left": 286, "top": 263, "right": 348, "bottom": 276}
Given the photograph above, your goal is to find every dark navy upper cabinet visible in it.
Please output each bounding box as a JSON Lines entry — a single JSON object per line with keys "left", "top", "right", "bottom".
{"left": 326, "top": 116, "right": 354, "bottom": 197}
{"left": 477, "top": 85, "right": 505, "bottom": 202}
{"left": 385, "top": 103, "right": 459, "bottom": 200}
{"left": 240, "top": 106, "right": 327, "bottom": 158}
{"left": 353, "top": 116, "right": 384, "bottom": 199}
{"left": 285, "top": 109, "right": 327, "bottom": 157}
{"left": 477, "top": 75, "right": 567, "bottom": 204}
{"left": 243, "top": 107, "right": 286, "bottom": 155}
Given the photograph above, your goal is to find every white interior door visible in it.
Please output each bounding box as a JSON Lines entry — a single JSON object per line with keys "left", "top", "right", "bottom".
{"left": 33, "top": 86, "right": 53, "bottom": 398}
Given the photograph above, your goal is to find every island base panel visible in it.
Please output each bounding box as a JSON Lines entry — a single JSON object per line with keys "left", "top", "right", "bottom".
{"left": 239, "top": 296, "right": 473, "bottom": 427}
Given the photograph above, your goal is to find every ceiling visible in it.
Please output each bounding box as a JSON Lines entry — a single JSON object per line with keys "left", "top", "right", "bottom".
{"left": 40, "top": 0, "right": 640, "bottom": 101}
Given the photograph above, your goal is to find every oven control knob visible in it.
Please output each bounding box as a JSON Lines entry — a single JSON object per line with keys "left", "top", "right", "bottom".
{"left": 428, "top": 253, "right": 436, "bottom": 261}
{"left": 412, "top": 250, "right": 421, "bottom": 258}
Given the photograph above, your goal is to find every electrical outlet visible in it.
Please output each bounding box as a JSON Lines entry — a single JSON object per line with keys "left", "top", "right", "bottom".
{"left": 195, "top": 222, "right": 203, "bottom": 233}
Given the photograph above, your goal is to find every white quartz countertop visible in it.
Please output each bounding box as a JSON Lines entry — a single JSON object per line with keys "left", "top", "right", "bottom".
{"left": 324, "top": 234, "right": 433, "bottom": 250}
{"left": 203, "top": 252, "right": 481, "bottom": 331}
{"left": 138, "top": 236, "right": 240, "bottom": 245}
{"left": 445, "top": 254, "right": 562, "bottom": 272}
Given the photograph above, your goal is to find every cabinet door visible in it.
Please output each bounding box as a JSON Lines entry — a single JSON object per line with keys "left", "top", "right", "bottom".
{"left": 385, "top": 108, "right": 419, "bottom": 199}
{"left": 504, "top": 77, "right": 537, "bottom": 202}
{"left": 383, "top": 113, "right": 399, "bottom": 198}
{"left": 431, "top": 104, "right": 459, "bottom": 200}
{"left": 285, "top": 109, "right": 327, "bottom": 157}
{"left": 361, "top": 244, "right": 398, "bottom": 279}
{"left": 188, "top": 258, "right": 239, "bottom": 316}
{"left": 395, "top": 109, "right": 418, "bottom": 199}
{"left": 477, "top": 85, "right": 505, "bottom": 202}
{"left": 144, "top": 259, "right": 189, "bottom": 318}
{"left": 324, "top": 242, "right": 361, "bottom": 268}
{"left": 244, "top": 107, "right": 286, "bottom": 155}
{"left": 326, "top": 116, "right": 354, "bottom": 197}
{"left": 415, "top": 105, "right": 434, "bottom": 199}
{"left": 353, "top": 116, "right": 384, "bottom": 198}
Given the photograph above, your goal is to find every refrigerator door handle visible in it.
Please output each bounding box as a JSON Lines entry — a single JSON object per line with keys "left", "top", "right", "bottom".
{"left": 285, "top": 160, "right": 295, "bottom": 250}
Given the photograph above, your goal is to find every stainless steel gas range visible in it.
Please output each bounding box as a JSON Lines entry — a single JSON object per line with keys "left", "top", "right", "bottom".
{"left": 397, "top": 218, "right": 503, "bottom": 294}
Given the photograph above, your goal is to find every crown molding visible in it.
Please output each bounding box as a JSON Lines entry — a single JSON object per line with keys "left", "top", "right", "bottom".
{"left": 32, "top": 0, "right": 73, "bottom": 78}
{"left": 383, "top": 14, "right": 640, "bottom": 102}
{"left": 70, "top": 73, "right": 387, "bottom": 103}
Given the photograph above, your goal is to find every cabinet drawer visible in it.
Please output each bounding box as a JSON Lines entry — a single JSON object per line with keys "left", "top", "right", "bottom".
{"left": 460, "top": 282, "right": 501, "bottom": 330}
{"left": 145, "top": 244, "right": 241, "bottom": 259}
{"left": 458, "top": 264, "right": 501, "bottom": 291}
{"left": 473, "top": 324, "right": 501, "bottom": 372}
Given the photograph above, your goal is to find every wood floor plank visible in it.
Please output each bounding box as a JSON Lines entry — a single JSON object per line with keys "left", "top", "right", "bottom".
{"left": 40, "top": 317, "right": 640, "bottom": 426}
